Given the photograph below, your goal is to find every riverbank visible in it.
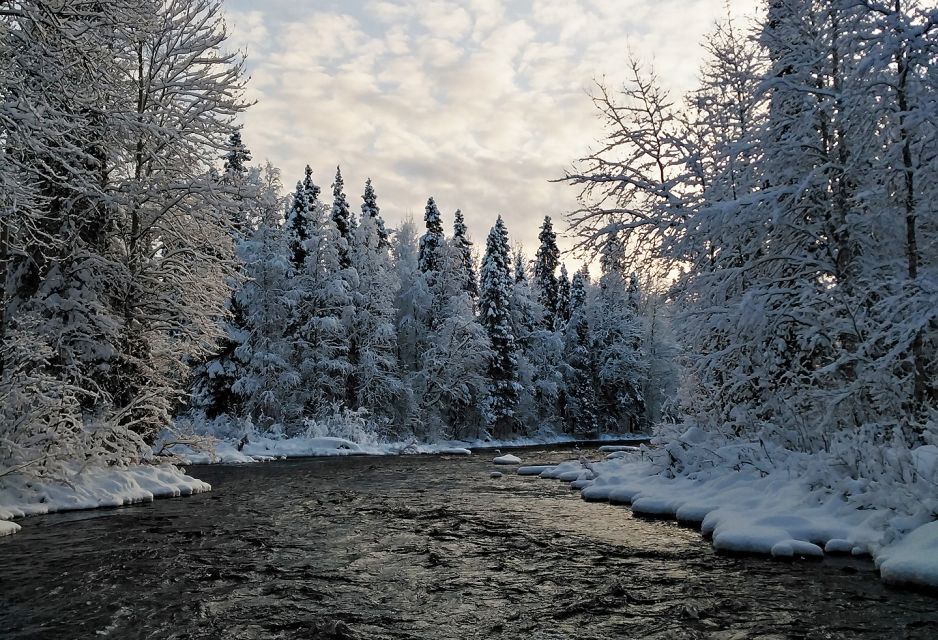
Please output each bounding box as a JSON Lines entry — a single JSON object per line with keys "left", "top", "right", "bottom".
{"left": 526, "top": 431, "right": 938, "bottom": 591}
{"left": 0, "top": 464, "right": 210, "bottom": 537}
{"left": 161, "top": 431, "right": 647, "bottom": 464}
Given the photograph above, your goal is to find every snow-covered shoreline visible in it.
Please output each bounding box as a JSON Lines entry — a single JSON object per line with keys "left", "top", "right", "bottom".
{"left": 164, "top": 431, "right": 648, "bottom": 465}
{"left": 526, "top": 437, "right": 938, "bottom": 591}
{"left": 0, "top": 464, "right": 211, "bottom": 537}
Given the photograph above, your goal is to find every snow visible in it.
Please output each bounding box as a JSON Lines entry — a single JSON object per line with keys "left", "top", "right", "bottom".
{"left": 517, "top": 465, "right": 555, "bottom": 476}
{"left": 877, "top": 521, "right": 938, "bottom": 589}
{"left": 0, "top": 520, "right": 20, "bottom": 536}
{"left": 0, "top": 463, "right": 210, "bottom": 536}
{"left": 493, "top": 454, "right": 522, "bottom": 465}
{"left": 598, "top": 445, "right": 643, "bottom": 452}
{"left": 532, "top": 440, "right": 938, "bottom": 588}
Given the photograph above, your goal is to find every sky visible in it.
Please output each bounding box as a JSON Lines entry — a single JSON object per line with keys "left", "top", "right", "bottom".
{"left": 224, "top": 0, "right": 754, "bottom": 265}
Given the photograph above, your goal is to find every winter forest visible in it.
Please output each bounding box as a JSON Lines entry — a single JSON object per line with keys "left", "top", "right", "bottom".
{"left": 2, "top": 0, "right": 938, "bottom": 597}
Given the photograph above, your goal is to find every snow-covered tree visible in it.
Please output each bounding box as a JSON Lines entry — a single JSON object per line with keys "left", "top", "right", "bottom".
{"left": 479, "top": 217, "right": 520, "bottom": 436}
{"left": 556, "top": 264, "right": 572, "bottom": 327}
{"left": 533, "top": 216, "right": 560, "bottom": 326}
{"left": 285, "top": 166, "right": 321, "bottom": 268}
{"left": 348, "top": 184, "right": 401, "bottom": 419}
{"left": 331, "top": 166, "right": 354, "bottom": 270}
{"left": 452, "top": 209, "right": 478, "bottom": 299}
{"left": 361, "top": 178, "right": 389, "bottom": 248}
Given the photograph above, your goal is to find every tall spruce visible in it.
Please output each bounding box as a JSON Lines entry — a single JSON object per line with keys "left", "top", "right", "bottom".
{"left": 452, "top": 209, "right": 478, "bottom": 298}
{"left": 534, "top": 216, "right": 560, "bottom": 326}
{"left": 331, "top": 166, "right": 354, "bottom": 270}
{"left": 418, "top": 197, "right": 445, "bottom": 275}
{"left": 361, "top": 178, "right": 389, "bottom": 248}
{"left": 479, "top": 216, "right": 519, "bottom": 436}
{"left": 285, "top": 166, "right": 321, "bottom": 268}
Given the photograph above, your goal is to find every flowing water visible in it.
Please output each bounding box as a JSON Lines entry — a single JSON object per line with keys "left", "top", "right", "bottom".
{"left": 1, "top": 447, "right": 936, "bottom": 639}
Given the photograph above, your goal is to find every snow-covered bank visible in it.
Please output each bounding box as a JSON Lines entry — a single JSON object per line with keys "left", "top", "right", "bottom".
{"left": 164, "top": 430, "right": 649, "bottom": 465}
{"left": 0, "top": 464, "right": 211, "bottom": 536}
{"left": 529, "top": 433, "right": 938, "bottom": 591}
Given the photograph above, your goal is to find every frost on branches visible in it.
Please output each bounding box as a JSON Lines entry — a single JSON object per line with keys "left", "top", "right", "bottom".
{"left": 563, "top": 1, "right": 938, "bottom": 485}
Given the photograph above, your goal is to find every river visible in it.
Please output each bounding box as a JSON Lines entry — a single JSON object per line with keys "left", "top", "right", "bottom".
{"left": 1, "top": 447, "right": 936, "bottom": 639}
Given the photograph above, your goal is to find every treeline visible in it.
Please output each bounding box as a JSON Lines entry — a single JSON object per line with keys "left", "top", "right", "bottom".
{"left": 191, "top": 147, "right": 670, "bottom": 442}
{"left": 567, "top": 0, "right": 937, "bottom": 453}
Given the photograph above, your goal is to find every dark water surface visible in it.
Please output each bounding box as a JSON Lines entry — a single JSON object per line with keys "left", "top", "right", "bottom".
{"left": 1, "top": 447, "right": 936, "bottom": 639}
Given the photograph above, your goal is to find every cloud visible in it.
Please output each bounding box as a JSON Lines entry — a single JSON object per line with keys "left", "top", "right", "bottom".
{"left": 224, "top": 0, "right": 759, "bottom": 265}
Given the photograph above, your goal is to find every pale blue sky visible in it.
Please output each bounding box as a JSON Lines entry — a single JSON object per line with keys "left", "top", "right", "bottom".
{"left": 224, "top": 0, "right": 754, "bottom": 261}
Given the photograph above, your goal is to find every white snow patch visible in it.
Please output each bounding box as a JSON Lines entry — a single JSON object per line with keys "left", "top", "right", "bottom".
{"left": 598, "top": 445, "right": 641, "bottom": 453}
{"left": 0, "top": 519, "right": 20, "bottom": 536}
{"left": 0, "top": 463, "right": 210, "bottom": 534}
{"left": 528, "top": 436, "right": 938, "bottom": 588}
{"left": 517, "top": 465, "right": 555, "bottom": 476}
{"left": 493, "top": 454, "right": 522, "bottom": 465}
{"left": 877, "top": 521, "right": 938, "bottom": 589}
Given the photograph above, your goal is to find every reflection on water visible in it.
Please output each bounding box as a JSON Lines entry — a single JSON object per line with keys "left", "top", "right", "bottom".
{"left": 1, "top": 448, "right": 935, "bottom": 639}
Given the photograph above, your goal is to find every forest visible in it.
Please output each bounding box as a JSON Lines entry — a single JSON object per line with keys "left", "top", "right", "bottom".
{"left": 0, "top": 0, "right": 935, "bottom": 489}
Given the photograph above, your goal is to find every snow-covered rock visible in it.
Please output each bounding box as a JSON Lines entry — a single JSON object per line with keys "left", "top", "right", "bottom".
{"left": 493, "top": 454, "right": 522, "bottom": 465}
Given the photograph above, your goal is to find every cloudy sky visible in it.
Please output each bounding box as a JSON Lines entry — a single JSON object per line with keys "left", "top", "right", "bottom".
{"left": 224, "top": 0, "right": 752, "bottom": 263}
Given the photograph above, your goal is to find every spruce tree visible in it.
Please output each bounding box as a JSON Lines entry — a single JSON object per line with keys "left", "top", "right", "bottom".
{"left": 479, "top": 216, "right": 519, "bottom": 436}
{"left": 534, "top": 216, "right": 560, "bottom": 326}
{"left": 563, "top": 270, "right": 599, "bottom": 434}
{"left": 361, "top": 178, "right": 389, "bottom": 248}
{"left": 418, "top": 197, "right": 445, "bottom": 275}
{"left": 556, "top": 264, "right": 571, "bottom": 326}
{"left": 285, "top": 167, "right": 321, "bottom": 268}
{"left": 452, "top": 209, "right": 478, "bottom": 298}
{"left": 331, "top": 166, "right": 354, "bottom": 269}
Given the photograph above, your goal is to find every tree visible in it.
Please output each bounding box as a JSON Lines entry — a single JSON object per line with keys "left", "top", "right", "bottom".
{"left": 533, "top": 216, "right": 560, "bottom": 326}
{"left": 285, "top": 166, "right": 321, "bottom": 268}
{"left": 231, "top": 175, "right": 300, "bottom": 428}
{"left": 563, "top": 269, "right": 599, "bottom": 435}
{"left": 418, "top": 197, "right": 446, "bottom": 276}
{"left": 452, "top": 209, "right": 478, "bottom": 299}
{"left": 348, "top": 187, "right": 401, "bottom": 418}
{"left": 331, "top": 166, "right": 354, "bottom": 270}
{"left": 479, "top": 216, "right": 520, "bottom": 436}
{"left": 361, "top": 178, "right": 389, "bottom": 248}
{"left": 556, "top": 264, "right": 572, "bottom": 327}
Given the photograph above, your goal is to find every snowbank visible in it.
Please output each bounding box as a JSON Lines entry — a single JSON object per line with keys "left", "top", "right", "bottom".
{"left": 0, "top": 463, "right": 210, "bottom": 536}
{"left": 164, "top": 428, "right": 651, "bottom": 465}
{"left": 533, "top": 439, "right": 938, "bottom": 590}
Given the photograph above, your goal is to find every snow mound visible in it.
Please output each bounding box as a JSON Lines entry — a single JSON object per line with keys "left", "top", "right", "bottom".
{"left": 493, "top": 454, "right": 522, "bottom": 465}
{"left": 877, "top": 521, "right": 938, "bottom": 589}
{"left": 0, "top": 520, "right": 20, "bottom": 536}
{"left": 517, "top": 465, "right": 554, "bottom": 476}
{"left": 438, "top": 448, "right": 472, "bottom": 456}
{"left": 0, "top": 464, "right": 210, "bottom": 532}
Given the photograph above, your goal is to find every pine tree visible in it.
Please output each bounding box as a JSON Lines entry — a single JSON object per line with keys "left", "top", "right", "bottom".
{"left": 556, "top": 264, "right": 572, "bottom": 327}
{"left": 348, "top": 207, "right": 401, "bottom": 418}
{"left": 418, "top": 197, "right": 446, "bottom": 275}
{"left": 479, "top": 216, "right": 519, "bottom": 437}
{"left": 452, "top": 209, "right": 478, "bottom": 299}
{"left": 361, "top": 178, "right": 389, "bottom": 248}
{"left": 563, "top": 270, "right": 599, "bottom": 435}
{"left": 331, "top": 166, "right": 354, "bottom": 270}
{"left": 285, "top": 167, "right": 321, "bottom": 268}
{"left": 534, "top": 216, "right": 560, "bottom": 326}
